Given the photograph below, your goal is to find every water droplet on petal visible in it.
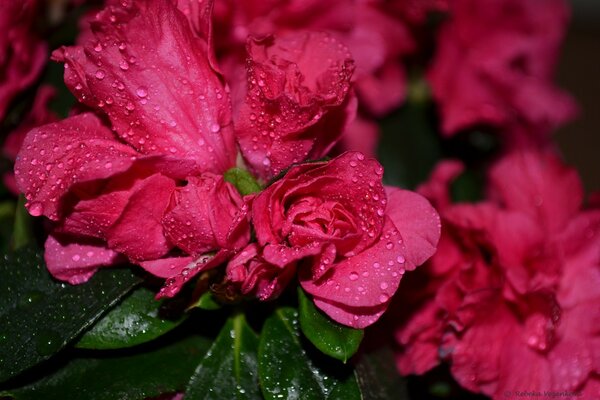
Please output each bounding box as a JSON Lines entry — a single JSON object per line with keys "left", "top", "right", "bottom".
{"left": 136, "top": 86, "right": 148, "bottom": 98}
{"left": 29, "top": 202, "right": 43, "bottom": 217}
{"left": 349, "top": 272, "right": 359, "bottom": 281}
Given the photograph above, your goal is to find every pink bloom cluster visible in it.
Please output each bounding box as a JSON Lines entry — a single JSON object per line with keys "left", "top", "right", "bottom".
{"left": 0, "top": 0, "right": 47, "bottom": 120}
{"left": 428, "top": 0, "right": 577, "bottom": 145}
{"left": 207, "top": 0, "right": 449, "bottom": 156}
{"left": 15, "top": 0, "right": 440, "bottom": 328}
{"left": 394, "top": 151, "right": 600, "bottom": 398}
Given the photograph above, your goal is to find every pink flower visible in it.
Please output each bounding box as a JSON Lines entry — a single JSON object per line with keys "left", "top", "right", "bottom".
{"left": 231, "top": 152, "right": 440, "bottom": 328}
{"left": 394, "top": 151, "right": 600, "bottom": 399}
{"left": 235, "top": 32, "right": 356, "bottom": 180}
{"left": 0, "top": 0, "right": 47, "bottom": 120}
{"left": 427, "top": 0, "right": 578, "bottom": 141}
{"left": 15, "top": 0, "right": 247, "bottom": 291}
{"left": 211, "top": 0, "right": 416, "bottom": 117}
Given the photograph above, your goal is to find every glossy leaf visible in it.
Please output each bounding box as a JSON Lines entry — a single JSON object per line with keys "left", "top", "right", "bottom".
{"left": 191, "top": 291, "right": 222, "bottom": 310}
{"left": 298, "top": 288, "right": 364, "bottom": 363}
{"left": 378, "top": 101, "right": 442, "bottom": 189}
{"left": 224, "top": 168, "right": 262, "bottom": 195}
{"left": 77, "top": 286, "right": 185, "bottom": 350}
{"left": 0, "top": 247, "right": 140, "bottom": 383}
{"left": 1, "top": 335, "right": 210, "bottom": 400}
{"left": 259, "top": 308, "right": 362, "bottom": 400}
{"left": 12, "top": 196, "right": 32, "bottom": 251}
{"left": 185, "top": 313, "right": 261, "bottom": 399}
{"left": 355, "top": 346, "right": 409, "bottom": 400}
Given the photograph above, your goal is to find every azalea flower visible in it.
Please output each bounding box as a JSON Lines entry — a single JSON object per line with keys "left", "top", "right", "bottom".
{"left": 15, "top": 0, "right": 439, "bottom": 328}
{"left": 427, "top": 0, "right": 578, "bottom": 144}
{"left": 395, "top": 150, "right": 600, "bottom": 399}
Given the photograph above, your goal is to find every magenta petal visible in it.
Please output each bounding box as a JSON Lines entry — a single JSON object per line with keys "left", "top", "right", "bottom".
{"left": 45, "top": 234, "right": 121, "bottom": 284}
{"left": 15, "top": 113, "right": 139, "bottom": 220}
{"left": 53, "top": 0, "right": 235, "bottom": 173}
{"left": 300, "top": 218, "right": 406, "bottom": 309}
{"left": 489, "top": 150, "right": 584, "bottom": 234}
{"left": 236, "top": 32, "right": 355, "bottom": 179}
{"left": 384, "top": 187, "right": 441, "bottom": 268}
{"left": 312, "top": 297, "right": 388, "bottom": 329}
{"left": 156, "top": 250, "right": 230, "bottom": 299}
{"left": 139, "top": 257, "right": 193, "bottom": 279}
{"left": 163, "top": 174, "right": 249, "bottom": 256}
{"left": 0, "top": 1, "right": 47, "bottom": 120}
{"left": 107, "top": 173, "right": 176, "bottom": 261}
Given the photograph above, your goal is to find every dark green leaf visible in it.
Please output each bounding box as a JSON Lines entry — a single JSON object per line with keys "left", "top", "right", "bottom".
{"left": 450, "top": 169, "right": 484, "bottom": 203}
{"left": 224, "top": 168, "right": 262, "bottom": 196}
{"left": 1, "top": 335, "right": 210, "bottom": 400}
{"left": 0, "top": 201, "right": 16, "bottom": 254}
{"left": 298, "top": 288, "right": 364, "bottom": 363}
{"left": 76, "top": 286, "right": 185, "bottom": 350}
{"left": 378, "top": 101, "right": 442, "bottom": 189}
{"left": 12, "top": 196, "right": 32, "bottom": 251}
{"left": 0, "top": 247, "right": 141, "bottom": 383}
{"left": 355, "top": 346, "right": 409, "bottom": 400}
{"left": 259, "top": 308, "right": 362, "bottom": 400}
{"left": 185, "top": 313, "right": 261, "bottom": 400}
{"left": 191, "top": 291, "right": 222, "bottom": 310}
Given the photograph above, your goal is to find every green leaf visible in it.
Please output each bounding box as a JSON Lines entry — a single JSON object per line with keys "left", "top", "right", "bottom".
{"left": 185, "top": 313, "right": 261, "bottom": 400}
{"left": 76, "top": 286, "right": 185, "bottom": 350}
{"left": 378, "top": 101, "right": 442, "bottom": 189}
{"left": 1, "top": 335, "right": 210, "bottom": 400}
{"left": 259, "top": 308, "right": 362, "bottom": 400}
{"left": 355, "top": 346, "right": 409, "bottom": 400}
{"left": 0, "top": 247, "right": 141, "bottom": 383}
{"left": 191, "top": 291, "right": 222, "bottom": 310}
{"left": 12, "top": 196, "right": 32, "bottom": 251}
{"left": 224, "top": 168, "right": 262, "bottom": 196}
{"left": 0, "top": 201, "right": 16, "bottom": 254}
{"left": 450, "top": 169, "right": 485, "bottom": 203}
{"left": 298, "top": 288, "right": 364, "bottom": 363}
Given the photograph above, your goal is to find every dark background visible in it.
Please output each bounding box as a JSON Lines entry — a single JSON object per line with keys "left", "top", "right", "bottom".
{"left": 556, "top": 0, "right": 600, "bottom": 192}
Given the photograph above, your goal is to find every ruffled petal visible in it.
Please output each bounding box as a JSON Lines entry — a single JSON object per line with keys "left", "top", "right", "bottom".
{"left": 489, "top": 150, "right": 583, "bottom": 233}
{"left": 52, "top": 0, "right": 235, "bottom": 173}
{"left": 236, "top": 32, "right": 355, "bottom": 179}
{"left": 163, "top": 174, "right": 249, "bottom": 255}
{"left": 106, "top": 173, "right": 176, "bottom": 261}
{"left": 15, "top": 112, "right": 139, "bottom": 220}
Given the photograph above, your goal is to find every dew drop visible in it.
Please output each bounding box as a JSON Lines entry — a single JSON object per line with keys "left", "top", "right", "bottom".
{"left": 136, "top": 86, "right": 148, "bottom": 98}
{"left": 29, "top": 202, "right": 43, "bottom": 217}
{"left": 349, "top": 272, "right": 359, "bottom": 281}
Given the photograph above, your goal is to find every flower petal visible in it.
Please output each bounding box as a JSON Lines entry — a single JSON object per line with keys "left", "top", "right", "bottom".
{"left": 163, "top": 174, "right": 249, "bottom": 255}
{"left": 236, "top": 32, "right": 355, "bottom": 179}
{"left": 489, "top": 150, "right": 583, "bottom": 233}
{"left": 107, "top": 173, "right": 176, "bottom": 261}
{"left": 312, "top": 296, "right": 388, "bottom": 329}
{"left": 15, "top": 112, "right": 139, "bottom": 220}
{"left": 52, "top": 0, "right": 235, "bottom": 172}
{"left": 139, "top": 256, "right": 193, "bottom": 279}
{"left": 384, "top": 187, "right": 441, "bottom": 269}
{"left": 300, "top": 217, "right": 406, "bottom": 310}
{"left": 45, "top": 234, "right": 122, "bottom": 284}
